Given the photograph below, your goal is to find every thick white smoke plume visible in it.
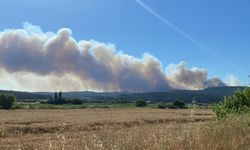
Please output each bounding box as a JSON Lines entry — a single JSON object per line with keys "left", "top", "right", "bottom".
{"left": 225, "top": 75, "right": 240, "bottom": 86}
{"left": 0, "top": 22, "right": 226, "bottom": 92}
{"left": 167, "top": 62, "right": 226, "bottom": 90}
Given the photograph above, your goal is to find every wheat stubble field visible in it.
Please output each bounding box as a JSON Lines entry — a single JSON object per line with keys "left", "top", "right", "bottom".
{"left": 0, "top": 108, "right": 249, "bottom": 150}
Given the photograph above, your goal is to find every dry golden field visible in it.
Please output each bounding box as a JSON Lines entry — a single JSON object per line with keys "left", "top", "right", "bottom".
{"left": 0, "top": 108, "right": 249, "bottom": 150}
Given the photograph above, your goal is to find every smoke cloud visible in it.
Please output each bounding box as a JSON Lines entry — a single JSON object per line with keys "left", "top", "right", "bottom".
{"left": 0, "top": 22, "right": 227, "bottom": 92}
{"left": 166, "top": 62, "right": 226, "bottom": 90}
{"left": 225, "top": 75, "right": 240, "bottom": 86}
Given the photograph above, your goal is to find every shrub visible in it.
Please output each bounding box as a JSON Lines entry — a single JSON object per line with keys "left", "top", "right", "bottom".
{"left": 13, "top": 104, "right": 23, "bottom": 109}
{"left": 135, "top": 99, "right": 147, "bottom": 107}
{"left": 69, "top": 99, "right": 83, "bottom": 105}
{"left": 0, "top": 93, "right": 16, "bottom": 109}
{"left": 211, "top": 88, "right": 250, "bottom": 118}
{"left": 165, "top": 103, "right": 176, "bottom": 109}
{"left": 173, "top": 100, "right": 186, "bottom": 109}
{"left": 157, "top": 103, "right": 167, "bottom": 109}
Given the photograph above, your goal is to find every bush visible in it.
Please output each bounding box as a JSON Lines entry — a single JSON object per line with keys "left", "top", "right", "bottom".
{"left": 165, "top": 103, "right": 176, "bottom": 109}
{"left": 0, "top": 93, "right": 16, "bottom": 109}
{"left": 211, "top": 88, "right": 250, "bottom": 118}
{"left": 68, "top": 99, "right": 83, "bottom": 105}
{"left": 157, "top": 103, "right": 167, "bottom": 109}
{"left": 135, "top": 99, "right": 147, "bottom": 107}
{"left": 13, "top": 104, "right": 24, "bottom": 109}
{"left": 173, "top": 100, "right": 186, "bottom": 109}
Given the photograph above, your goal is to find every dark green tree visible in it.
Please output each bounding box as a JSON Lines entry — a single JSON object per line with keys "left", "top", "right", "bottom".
{"left": 173, "top": 100, "right": 186, "bottom": 109}
{"left": 48, "top": 96, "right": 53, "bottom": 104}
{"left": 54, "top": 92, "right": 58, "bottom": 105}
{"left": 135, "top": 99, "right": 147, "bottom": 107}
{"left": 0, "top": 94, "right": 6, "bottom": 105}
{"left": 0, "top": 93, "right": 16, "bottom": 109}
{"left": 59, "top": 91, "right": 62, "bottom": 104}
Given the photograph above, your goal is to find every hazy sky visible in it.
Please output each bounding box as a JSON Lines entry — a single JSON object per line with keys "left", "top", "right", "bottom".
{"left": 0, "top": 0, "right": 249, "bottom": 91}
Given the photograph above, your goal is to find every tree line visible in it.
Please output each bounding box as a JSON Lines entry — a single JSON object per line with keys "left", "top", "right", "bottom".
{"left": 47, "top": 91, "right": 83, "bottom": 105}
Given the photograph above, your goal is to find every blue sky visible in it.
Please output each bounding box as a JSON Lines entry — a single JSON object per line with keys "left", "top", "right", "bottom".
{"left": 0, "top": 0, "right": 249, "bottom": 87}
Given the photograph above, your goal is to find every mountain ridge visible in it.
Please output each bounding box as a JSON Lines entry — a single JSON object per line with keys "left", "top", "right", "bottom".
{"left": 0, "top": 86, "right": 245, "bottom": 103}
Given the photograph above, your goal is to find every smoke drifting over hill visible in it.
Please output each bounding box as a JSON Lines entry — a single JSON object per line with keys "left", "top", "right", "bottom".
{"left": 0, "top": 22, "right": 227, "bottom": 92}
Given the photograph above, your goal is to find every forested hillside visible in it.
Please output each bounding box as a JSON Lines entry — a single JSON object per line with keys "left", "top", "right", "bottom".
{"left": 0, "top": 86, "right": 243, "bottom": 103}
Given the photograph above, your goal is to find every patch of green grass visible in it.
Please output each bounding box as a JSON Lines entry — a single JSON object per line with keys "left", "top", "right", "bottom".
{"left": 13, "top": 102, "right": 158, "bottom": 109}
{"left": 14, "top": 102, "right": 198, "bottom": 109}
{"left": 14, "top": 102, "right": 86, "bottom": 109}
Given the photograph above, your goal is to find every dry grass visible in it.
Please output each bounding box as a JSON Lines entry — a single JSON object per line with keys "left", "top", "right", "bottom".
{"left": 0, "top": 108, "right": 249, "bottom": 150}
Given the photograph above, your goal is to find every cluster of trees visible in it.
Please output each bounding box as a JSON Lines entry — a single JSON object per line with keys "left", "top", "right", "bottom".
{"left": 48, "top": 92, "right": 65, "bottom": 105}
{"left": 0, "top": 93, "right": 16, "bottom": 109}
{"left": 157, "top": 100, "right": 186, "bottom": 109}
{"left": 135, "top": 99, "right": 186, "bottom": 109}
{"left": 135, "top": 99, "right": 148, "bottom": 107}
{"left": 47, "top": 92, "right": 83, "bottom": 105}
